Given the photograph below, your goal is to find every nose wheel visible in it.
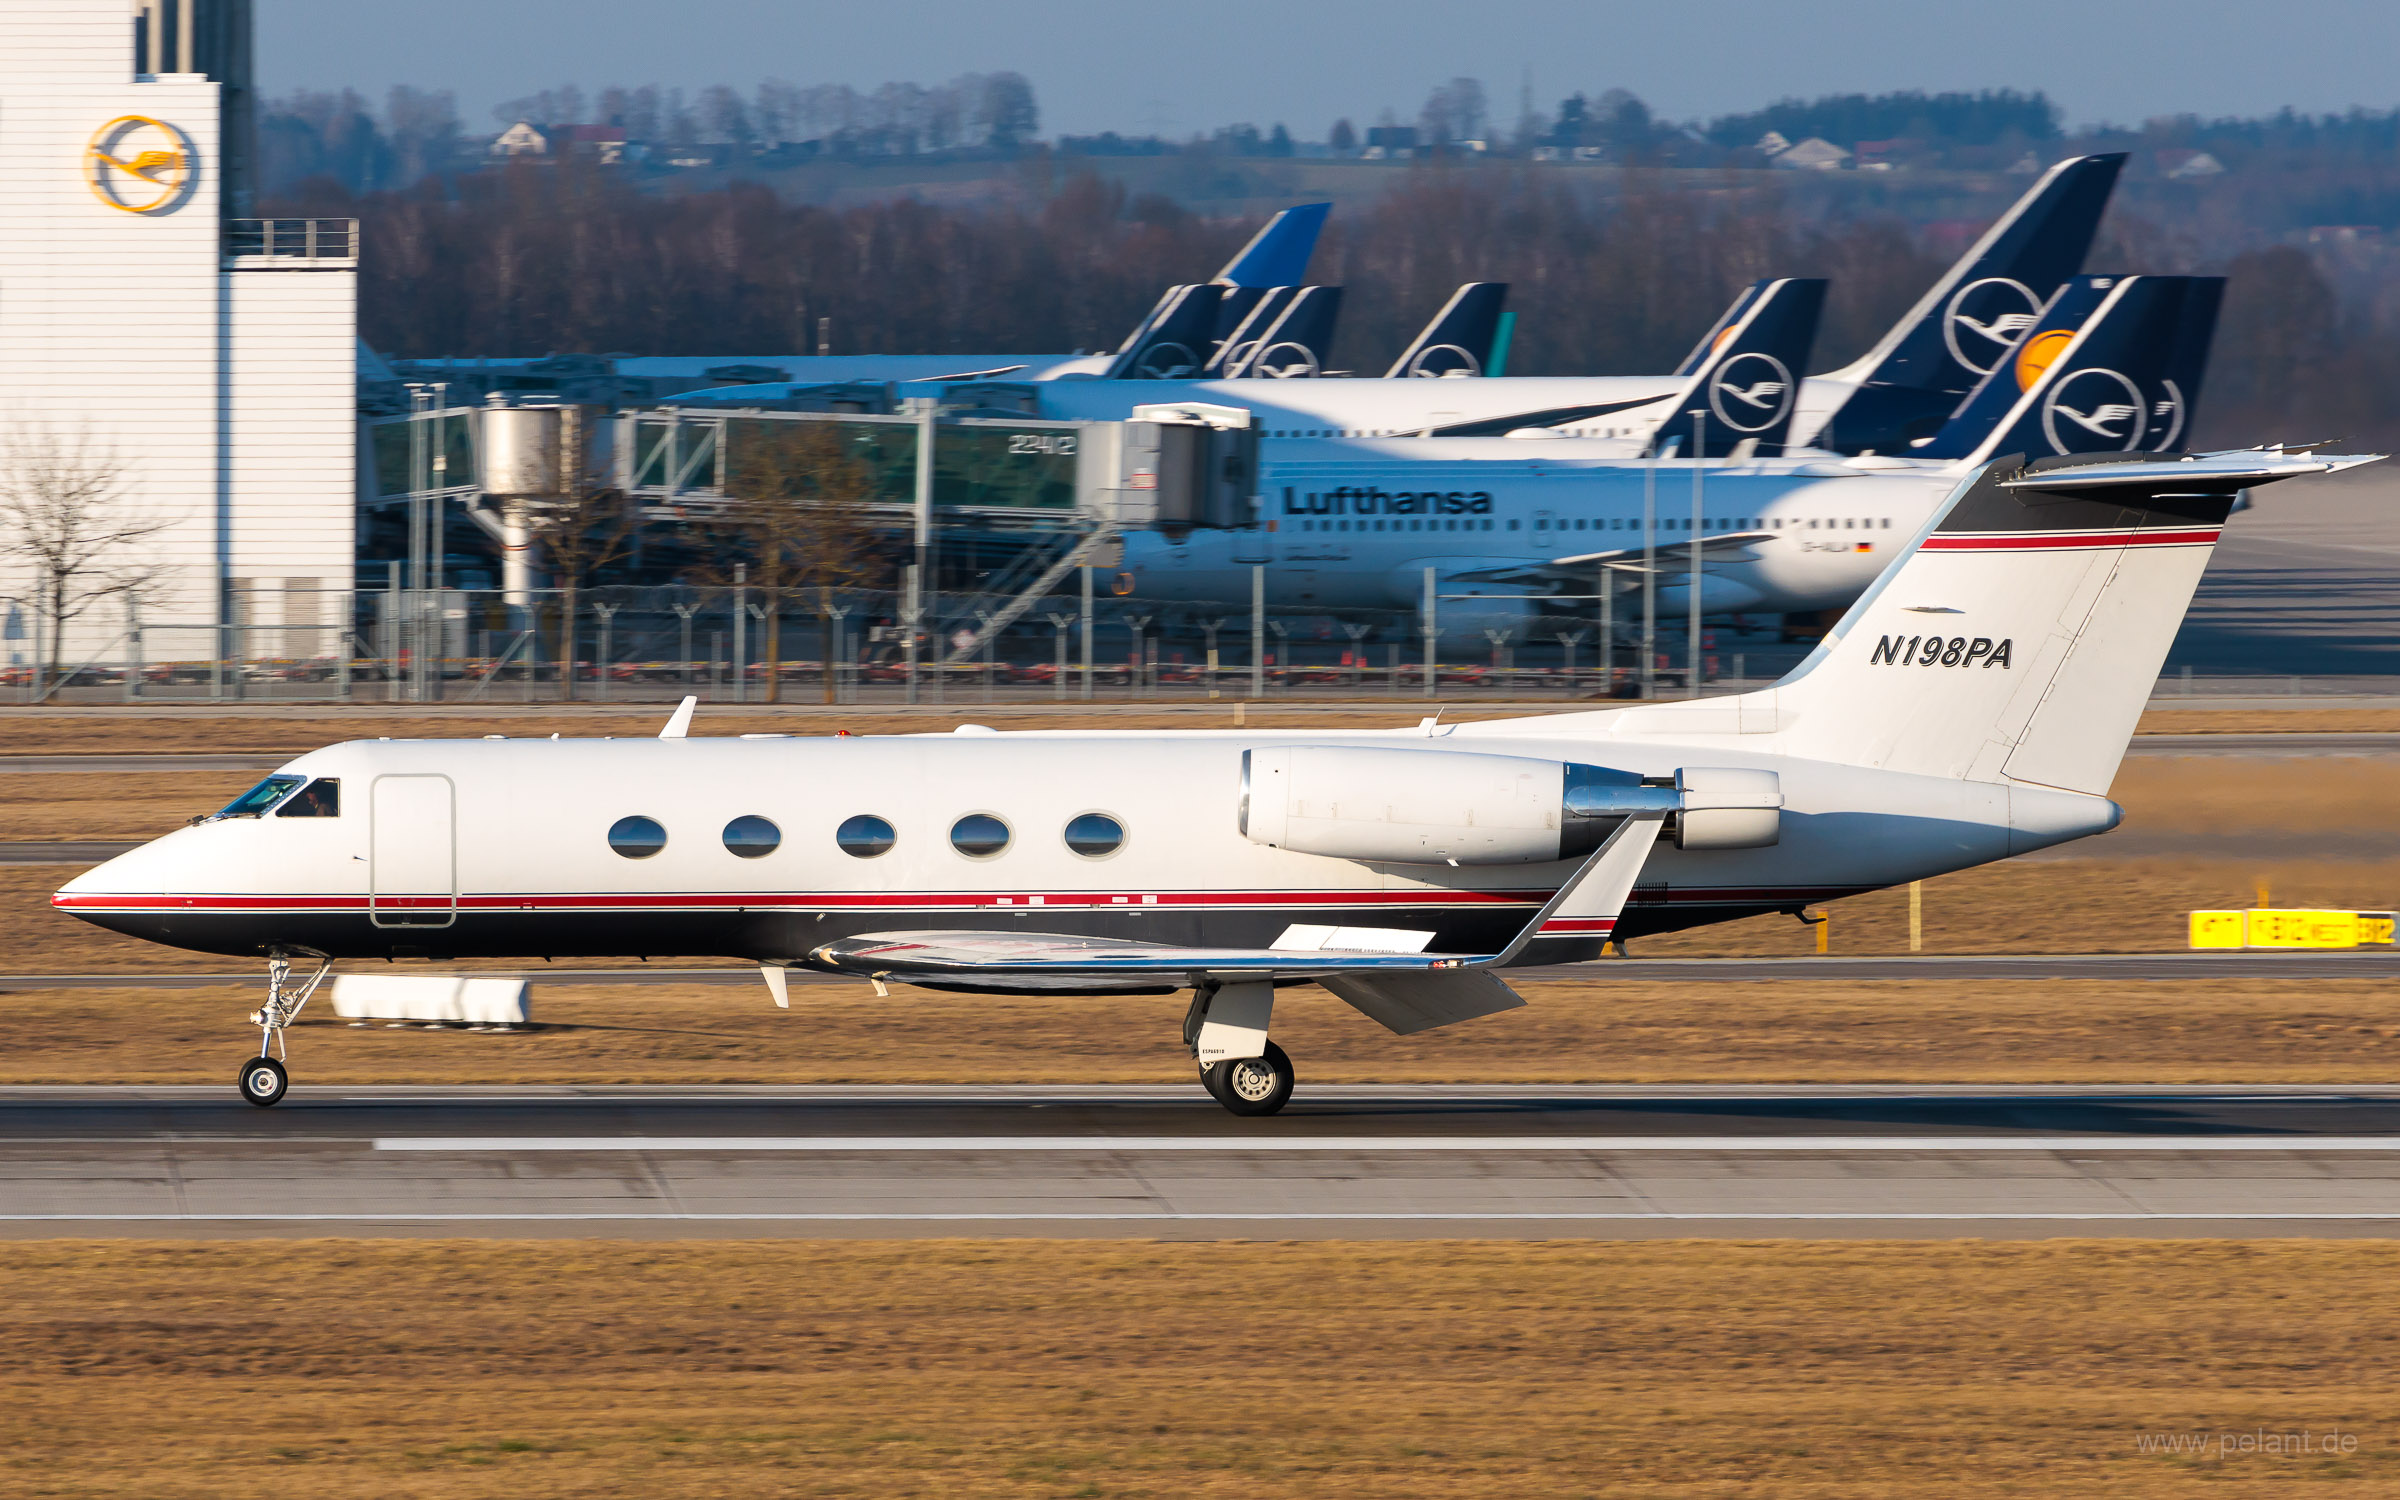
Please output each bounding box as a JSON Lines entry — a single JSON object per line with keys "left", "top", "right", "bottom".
{"left": 238, "top": 1056, "right": 288, "bottom": 1107}
{"left": 237, "top": 949, "right": 331, "bottom": 1107}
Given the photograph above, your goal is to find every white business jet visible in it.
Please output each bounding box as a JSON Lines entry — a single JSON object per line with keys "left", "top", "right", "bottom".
{"left": 56, "top": 440, "right": 2366, "bottom": 1113}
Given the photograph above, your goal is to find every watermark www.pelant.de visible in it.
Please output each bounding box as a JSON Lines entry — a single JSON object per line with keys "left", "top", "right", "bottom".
{"left": 2137, "top": 1428, "right": 2361, "bottom": 1460}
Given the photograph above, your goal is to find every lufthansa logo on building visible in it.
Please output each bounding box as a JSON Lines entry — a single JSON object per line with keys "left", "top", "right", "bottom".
{"left": 86, "top": 116, "right": 192, "bottom": 214}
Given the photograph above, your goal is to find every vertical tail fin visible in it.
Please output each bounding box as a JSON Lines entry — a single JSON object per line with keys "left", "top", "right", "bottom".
{"left": 1645, "top": 278, "right": 1827, "bottom": 458}
{"left": 1814, "top": 153, "right": 2125, "bottom": 452}
{"left": 1106, "top": 284, "right": 1227, "bottom": 379}
{"left": 1214, "top": 203, "right": 1331, "bottom": 289}
{"left": 1765, "top": 450, "right": 2373, "bottom": 794}
{"left": 1910, "top": 275, "right": 2224, "bottom": 463}
{"left": 1204, "top": 286, "right": 1298, "bottom": 375}
{"left": 1385, "top": 283, "right": 1510, "bottom": 378}
{"left": 1224, "top": 286, "right": 1343, "bottom": 378}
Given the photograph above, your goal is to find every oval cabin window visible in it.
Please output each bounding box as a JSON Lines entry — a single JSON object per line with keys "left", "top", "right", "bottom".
{"left": 949, "top": 813, "right": 1011, "bottom": 859}
{"left": 1063, "top": 813, "right": 1125, "bottom": 858}
{"left": 722, "top": 815, "right": 781, "bottom": 858}
{"left": 836, "top": 814, "right": 896, "bottom": 859}
{"left": 607, "top": 815, "right": 667, "bottom": 859}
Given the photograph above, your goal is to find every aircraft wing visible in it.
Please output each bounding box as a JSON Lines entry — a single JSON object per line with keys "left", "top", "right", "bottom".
{"left": 1447, "top": 530, "right": 1778, "bottom": 588}
{"left": 805, "top": 810, "right": 1669, "bottom": 1023}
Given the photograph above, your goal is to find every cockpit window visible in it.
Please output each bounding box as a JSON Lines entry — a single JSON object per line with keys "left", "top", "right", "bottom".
{"left": 277, "top": 779, "right": 341, "bottom": 818}
{"left": 214, "top": 775, "right": 305, "bottom": 819}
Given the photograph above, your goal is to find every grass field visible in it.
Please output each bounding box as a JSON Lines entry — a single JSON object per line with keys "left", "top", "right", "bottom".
{"left": 2, "top": 1238, "right": 2392, "bottom": 1497}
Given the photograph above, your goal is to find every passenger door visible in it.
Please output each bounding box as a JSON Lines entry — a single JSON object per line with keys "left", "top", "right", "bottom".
{"left": 370, "top": 774, "right": 457, "bottom": 928}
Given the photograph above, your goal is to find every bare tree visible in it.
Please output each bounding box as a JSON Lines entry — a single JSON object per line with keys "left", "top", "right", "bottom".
{"left": 0, "top": 423, "right": 167, "bottom": 695}
{"left": 699, "top": 420, "right": 884, "bottom": 703}
{"left": 528, "top": 482, "right": 637, "bottom": 700}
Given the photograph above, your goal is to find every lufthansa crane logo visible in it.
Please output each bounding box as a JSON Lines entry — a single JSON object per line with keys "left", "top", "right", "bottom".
{"left": 1707, "top": 351, "right": 1794, "bottom": 434}
{"left": 1943, "top": 277, "right": 2042, "bottom": 376}
{"left": 86, "top": 116, "right": 192, "bottom": 213}
{"left": 2039, "top": 367, "right": 2147, "bottom": 455}
{"left": 1254, "top": 342, "right": 1322, "bottom": 378}
{"left": 1403, "top": 344, "right": 1483, "bottom": 378}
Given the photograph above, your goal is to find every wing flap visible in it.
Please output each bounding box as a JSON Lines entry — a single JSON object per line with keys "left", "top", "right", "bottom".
{"left": 1320, "top": 970, "right": 1527, "bottom": 1036}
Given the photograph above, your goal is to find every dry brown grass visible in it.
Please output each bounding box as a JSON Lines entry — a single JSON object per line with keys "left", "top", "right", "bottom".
{"left": 1, "top": 1238, "right": 2393, "bottom": 1496}
{"left": 11, "top": 974, "right": 2399, "bottom": 1086}
{"left": 2138, "top": 708, "right": 2400, "bottom": 734}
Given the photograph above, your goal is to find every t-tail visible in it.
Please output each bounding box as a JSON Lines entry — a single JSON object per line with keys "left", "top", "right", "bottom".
{"left": 1644, "top": 278, "right": 1827, "bottom": 458}
{"left": 1384, "top": 283, "right": 1509, "bottom": 378}
{"left": 1623, "top": 447, "right": 2377, "bottom": 803}
{"left": 1222, "top": 286, "right": 1343, "bottom": 378}
{"left": 1908, "top": 274, "right": 2224, "bottom": 464}
{"left": 1812, "top": 153, "right": 2126, "bottom": 452}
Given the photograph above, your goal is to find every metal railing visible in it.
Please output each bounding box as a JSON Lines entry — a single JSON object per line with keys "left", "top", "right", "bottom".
{"left": 224, "top": 218, "right": 359, "bottom": 264}
{"left": 5, "top": 583, "right": 1793, "bottom": 707}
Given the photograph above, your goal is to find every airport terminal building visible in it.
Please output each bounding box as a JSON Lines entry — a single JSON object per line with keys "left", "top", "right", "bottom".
{"left": 0, "top": 0, "right": 355, "bottom": 674}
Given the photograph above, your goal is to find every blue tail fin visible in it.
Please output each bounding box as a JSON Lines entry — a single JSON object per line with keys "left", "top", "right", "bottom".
{"left": 1384, "top": 284, "right": 1510, "bottom": 378}
{"left": 1910, "top": 274, "right": 2225, "bottom": 463}
{"left": 1815, "top": 153, "right": 2125, "bottom": 453}
{"left": 1225, "top": 286, "right": 1343, "bottom": 378}
{"left": 1106, "top": 284, "right": 1227, "bottom": 379}
{"left": 1214, "top": 203, "right": 1331, "bottom": 288}
{"left": 1645, "top": 278, "right": 1827, "bottom": 458}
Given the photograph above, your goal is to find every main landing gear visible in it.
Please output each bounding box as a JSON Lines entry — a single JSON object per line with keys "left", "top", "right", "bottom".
{"left": 1185, "top": 980, "right": 1297, "bottom": 1117}
{"left": 239, "top": 948, "right": 331, "bottom": 1108}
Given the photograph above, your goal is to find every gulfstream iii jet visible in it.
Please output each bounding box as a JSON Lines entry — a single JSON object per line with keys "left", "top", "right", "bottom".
{"left": 54, "top": 438, "right": 2368, "bottom": 1113}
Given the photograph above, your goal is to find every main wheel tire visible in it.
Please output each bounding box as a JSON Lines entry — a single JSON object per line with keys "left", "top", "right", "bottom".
{"left": 1198, "top": 1061, "right": 1230, "bottom": 1102}
{"left": 1214, "top": 1041, "right": 1295, "bottom": 1117}
{"left": 238, "top": 1055, "right": 288, "bottom": 1108}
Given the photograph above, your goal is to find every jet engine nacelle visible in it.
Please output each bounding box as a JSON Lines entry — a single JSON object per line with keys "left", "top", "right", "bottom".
{"left": 1240, "top": 748, "right": 1781, "bottom": 865}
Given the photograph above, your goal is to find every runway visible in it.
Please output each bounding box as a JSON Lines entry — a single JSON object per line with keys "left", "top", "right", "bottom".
{"left": 11, "top": 1083, "right": 2400, "bottom": 1240}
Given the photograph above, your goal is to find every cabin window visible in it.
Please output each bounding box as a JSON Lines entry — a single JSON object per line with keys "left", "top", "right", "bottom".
{"left": 214, "top": 775, "right": 304, "bottom": 819}
{"left": 723, "top": 815, "right": 781, "bottom": 858}
{"left": 836, "top": 814, "right": 896, "bottom": 858}
{"left": 1064, "top": 812, "right": 1126, "bottom": 858}
{"left": 277, "top": 778, "right": 341, "bottom": 818}
{"left": 950, "top": 813, "right": 1012, "bottom": 859}
{"left": 607, "top": 815, "right": 667, "bottom": 859}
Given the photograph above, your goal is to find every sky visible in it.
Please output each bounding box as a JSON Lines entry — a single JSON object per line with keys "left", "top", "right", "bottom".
{"left": 261, "top": 0, "right": 2400, "bottom": 137}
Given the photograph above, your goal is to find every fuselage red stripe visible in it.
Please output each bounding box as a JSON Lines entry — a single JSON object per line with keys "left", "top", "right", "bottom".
{"left": 54, "top": 886, "right": 1867, "bottom": 913}
{"left": 1921, "top": 529, "right": 2220, "bottom": 551}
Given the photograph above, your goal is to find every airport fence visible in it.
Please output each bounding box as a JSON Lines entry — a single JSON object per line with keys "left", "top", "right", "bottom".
{"left": 1, "top": 583, "right": 1801, "bottom": 706}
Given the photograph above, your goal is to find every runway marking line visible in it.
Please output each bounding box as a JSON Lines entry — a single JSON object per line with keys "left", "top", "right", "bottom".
{"left": 373, "top": 1134, "right": 2400, "bottom": 1153}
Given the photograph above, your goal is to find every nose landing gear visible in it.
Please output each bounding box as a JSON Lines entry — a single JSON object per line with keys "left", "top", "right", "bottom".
{"left": 240, "top": 949, "right": 331, "bottom": 1107}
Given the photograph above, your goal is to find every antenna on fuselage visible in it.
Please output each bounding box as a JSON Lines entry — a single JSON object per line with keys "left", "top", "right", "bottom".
{"left": 659, "top": 696, "right": 698, "bottom": 739}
